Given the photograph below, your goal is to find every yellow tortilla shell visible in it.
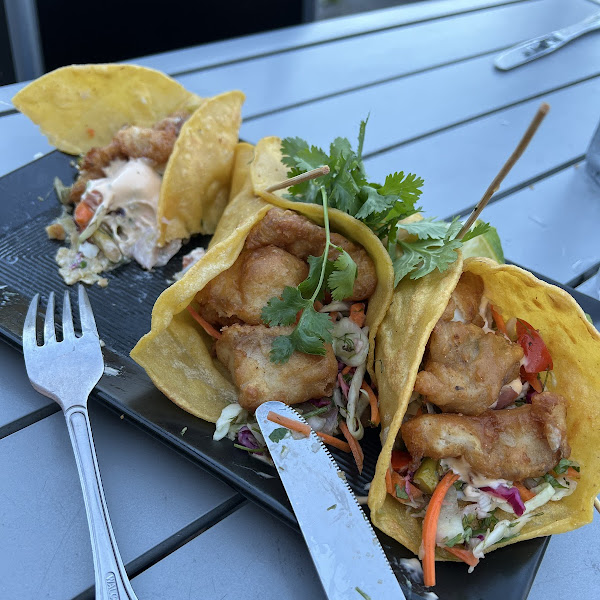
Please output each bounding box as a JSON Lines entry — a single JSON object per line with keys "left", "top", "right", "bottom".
{"left": 131, "top": 139, "right": 394, "bottom": 422}
{"left": 12, "top": 64, "right": 203, "bottom": 154}
{"left": 158, "top": 90, "right": 245, "bottom": 242}
{"left": 369, "top": 256, "right": 600, "bottom": 560}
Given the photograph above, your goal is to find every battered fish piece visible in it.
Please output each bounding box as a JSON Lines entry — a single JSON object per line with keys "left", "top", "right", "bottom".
{"left": 245, "top": 208, "right": 376, "bottom": 300}
{"left": 440, "top": 272, "right": 485, "bottom": 325}
{"left": 195, "top": 246, "right": 308, "bottom": 326}
{"left": 70, "top": 112, "right": 189, "bottom": 204}
{"left": 401, "top": 392, "right": 570, "bottom": 481}
{"left": 216, "top": 324, "right": 338, "bottom": 412}
{"left": 414, "top": 320, "right": 523, "bottom": 415}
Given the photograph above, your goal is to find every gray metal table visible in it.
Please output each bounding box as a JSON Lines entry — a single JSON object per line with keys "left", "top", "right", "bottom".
{"left": 1, "top": 0, "right": 599, "bottom": 598}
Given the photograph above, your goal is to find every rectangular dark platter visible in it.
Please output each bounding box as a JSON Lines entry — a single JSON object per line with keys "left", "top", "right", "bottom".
{"left": 2, "top": 151, "right": 598, "bottom": 600}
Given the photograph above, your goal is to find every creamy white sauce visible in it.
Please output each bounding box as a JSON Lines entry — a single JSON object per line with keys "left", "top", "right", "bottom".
{"left": 441, "top": 457, "right": 511, "bottom": 489}
{"left": 81, "top": 158, "right": 181, "bottom": 269}
{"left": 479, "top": 296, "right": 493, "bottom": 333}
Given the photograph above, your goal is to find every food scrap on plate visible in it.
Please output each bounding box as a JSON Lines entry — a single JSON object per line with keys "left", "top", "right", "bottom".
{"left": 12, "top": 64, "right": 244, "bottom": 286}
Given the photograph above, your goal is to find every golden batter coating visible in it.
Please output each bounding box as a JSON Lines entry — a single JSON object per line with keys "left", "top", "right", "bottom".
{"left": 401, "top": 392, "right": 570, "bottom": 481}
{"left": 215, "top": 324, "right": 338, "bottom": 412}
{"left": 195, "top": 246, "right": 309, "bottom": 327}
{"left": 440, "top": 272, "right": 485, "bottom": 325}
{"left": 414, "top": 320, "right": 523, "bottom": 415}
{"left": 245, "top": 208, "right": 377, "bottom": 301}
{"left": 70, "top": 112, "right": 189, "bottom": 204}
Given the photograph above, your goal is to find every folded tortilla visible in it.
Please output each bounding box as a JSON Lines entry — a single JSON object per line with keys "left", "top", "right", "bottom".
{"left": 131, "top": 140, "right": 394, "bottom": 422}
{"left": 12, "top": 64, "right": 244, "bottom": 240}
{"left": 368, "top": 256, "right": 600, "bottom": 559}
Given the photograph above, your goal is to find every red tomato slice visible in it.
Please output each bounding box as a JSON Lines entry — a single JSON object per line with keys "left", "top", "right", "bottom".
{"left": 516, "top": 319, "right": 553, "bottom": 374}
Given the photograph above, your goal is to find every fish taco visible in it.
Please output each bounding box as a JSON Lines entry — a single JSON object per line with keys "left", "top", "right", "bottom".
{"left": 131, "top": 139, "right": 395, "bottom": 464}
{"left": 12, "top": 64, "right": 244, "bottom": 285}
{"left": 368, "top": 256, "right": 600, "bottom": 585}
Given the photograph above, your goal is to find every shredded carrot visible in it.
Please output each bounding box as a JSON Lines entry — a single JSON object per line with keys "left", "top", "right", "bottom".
{"left": 339, "top": 420, "right": 364, "bottom": 474}
{"left": 74, "top": 201, "right": 95, "bottom": 228}
{"left": 341, "top": 365, "right": 352, "bottom": 375}
{"left": 329, "top": 311, "right": 340, "bottom": 322}
{"left": 266, "top": 412, "right": 351, "bottom": 453}
{"left": 442, "top": 545, "right": 479, "bottom": 568}
{"left": 314, "top": 300, "right": 324, "bottom": 312}
{"left": 385, "top": 469, "right": 423, "bottom": 503}
{"left": 361, "top": 380, "right": 380, "bottom": 425}
{"left": 349, "top": 303, "right": 366, "bottom": 327}
{"left": 490, "top": 304, "right": 507, "bottom": 336}
{"left": 422, "top": 471, "right": 460, "bottom": 587}
{"left": 316, "top": 431, "right": 351, "bottom": 453}
{"left": 186, "top": 306, "right": 222, "bottom": 340}
{"left": 513, "top": 482, "right": 535, "bottom": 502}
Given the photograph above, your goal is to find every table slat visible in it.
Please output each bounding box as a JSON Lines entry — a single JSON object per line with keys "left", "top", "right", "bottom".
{"left": 364, "top": 78, "right": 600, "bottom": 220}
{"left": 240, "top": 39, "right": 600, "bottom": 156}
{"left": 0, "top": 402, "right": 240, "bottom": 600}
{"left": 576, "top": 270, "right": 599, "bottom": 298}
{"left": 131, "top": 503, "right": 327, "bottom": 600}
{"left": 176, "top": 0, "right": 595, "bottom": 118}
{"left": 481, "top": 165, "right": 600, "bottom": 284}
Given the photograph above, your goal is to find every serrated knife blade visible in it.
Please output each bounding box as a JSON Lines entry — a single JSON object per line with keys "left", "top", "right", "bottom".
{"left": 256, "top": 401, "right": 405, "bottom": 600}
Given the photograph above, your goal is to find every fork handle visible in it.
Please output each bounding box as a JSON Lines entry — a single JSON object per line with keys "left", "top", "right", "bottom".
{"left": 65, "top": 406, "right": 138, "bottom": 600}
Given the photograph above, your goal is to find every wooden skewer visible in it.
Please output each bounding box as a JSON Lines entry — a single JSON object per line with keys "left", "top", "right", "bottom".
{"left": 594, "top": 497, "right": 600, "bottom": 515}
{"left": 265, "top": 165, "right": 330, "bottom": 193}
{"left": 457, "top": 102, "right": 550, "bottom": 240}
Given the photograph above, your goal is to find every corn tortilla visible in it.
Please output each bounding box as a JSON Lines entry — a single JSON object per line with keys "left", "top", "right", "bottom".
{"left": 131, "top": 139, "right": 394, "bottom": 422}
{"left": 368, "top": 256, "right": 600, "bottom": 559}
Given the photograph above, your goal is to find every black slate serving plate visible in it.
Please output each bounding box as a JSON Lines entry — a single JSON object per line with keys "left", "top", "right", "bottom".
{"left": 2, "top": 151, "right": 599, "bottom": 600}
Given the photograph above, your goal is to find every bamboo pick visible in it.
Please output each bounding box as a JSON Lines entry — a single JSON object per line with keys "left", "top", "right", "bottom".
{"left": 594, "top": 497, "right": 600, "bottom": 514}
{"left": 457, "top": 102, "right": 550, "bottom": 240}
{"left": 265, "top": 165, "right": 330, "bottom": 193}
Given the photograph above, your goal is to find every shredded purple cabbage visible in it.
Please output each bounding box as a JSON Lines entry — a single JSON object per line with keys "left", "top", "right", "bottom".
{"left": 337, "top": 373, "right": 349, "bottom": 399}
{"left": 525, "top": 384, "right": 537, "bottom": 404}
{"left": 237, "top": 426, "right": 260, "bottom": 450}
{"left": 309, "top": 398, "right": 331, "bottom": 408}
{"left": 481, "top": 485, "right": 526, "bottom": 516}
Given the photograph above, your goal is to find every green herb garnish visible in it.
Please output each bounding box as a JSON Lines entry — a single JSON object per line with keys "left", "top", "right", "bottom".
{"left": 261, "top": 187, "right": 357, "bottom": 363}
{"left": 327, "top": 504, "right": 337, "bottom": 511}
{"left": 268, "top": 428, "right": 289, "bottom": 443}
{"left": 281, "top": 120, "right": 490, "bottom": 286}
{"left": 553, "top": 459, "right": 580, "bottom": 475}
{"left": 543, "top": 473, "right": 568, "bottom": 489}
{"left": 395, "top": 483, "right": 409, "bottom": 500}
{"left": 233, "top": 444, "right": 264, "bottom": 453}
{"left": 355, "top": 587, "right": 371, "bottom": 600}
{"left": 444, "top": 533, "right": 464, "bottom": 548}
{"left": 302, "top": 405, "right": 331, "bottom": 419}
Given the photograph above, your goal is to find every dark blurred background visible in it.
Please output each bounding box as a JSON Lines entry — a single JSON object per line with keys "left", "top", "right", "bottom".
{"left": 1, "top": 0, "right": 411, "bottom": 86}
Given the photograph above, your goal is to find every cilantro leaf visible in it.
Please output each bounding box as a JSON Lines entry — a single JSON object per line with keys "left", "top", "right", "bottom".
{"left": 261, "top": 287, "right": 308, "bottom": 327}
{"left": 328, "top": 248, "right": 357, "bottom": 301}
{"left": 395, "top": 483, "right": 409, "bottom": 500}
{"left": 281, "top": 137, "right": 329, "bottom": 172}
{"left": 269, "top": 428, "right": 289, "bottom": 443}
{"left": 396, "top": 218, "right": 450, "bottom": 240}
{"left": 444, "top": 533, "right": 464, "bottom": 548}
{"left": 294, "top": 305, "right": 334, "bottom": 350}
{"left": 357, "top": 116, "right": 368, "bottom": 160}
{"left": 543, "top": 473, "right": 568, "bottom": 489}
{"left": 298, "top": 255, "right": 335, "bottom": 300}
{"left": 459, "top": 220, "right": 491, "bottom": 243}
{"left": 270, "top": 335, "right": 296, "bottom": 364}
{"left": 394, "top": 238, "right": 462, "bottom": 284}
{"left": 553, "top": 459, "right": 580, "bottom": 474}
{"left": 378, "top": 171, "right": 424, "bottom": 204}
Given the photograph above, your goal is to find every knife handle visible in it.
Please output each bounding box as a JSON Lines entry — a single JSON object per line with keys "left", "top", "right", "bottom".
{"left": 495, "top": 12, "right": 600, "bottom": 70}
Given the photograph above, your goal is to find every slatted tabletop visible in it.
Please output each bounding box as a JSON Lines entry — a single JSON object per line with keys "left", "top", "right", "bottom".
{"left": 1, "top": 0, "right": 599, "bottom": 598}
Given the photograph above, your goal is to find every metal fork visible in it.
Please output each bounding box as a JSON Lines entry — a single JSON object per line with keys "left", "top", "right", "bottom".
{"left": 23, "top": 286, "right": 138, "bottom": 600}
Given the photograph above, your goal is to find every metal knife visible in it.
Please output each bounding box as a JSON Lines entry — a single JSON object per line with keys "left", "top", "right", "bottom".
{"left": 256, "top": 401, "right": 405, "bottom": 600}
{"left": 495, "top": 12, "right": 600, "bottom": 70}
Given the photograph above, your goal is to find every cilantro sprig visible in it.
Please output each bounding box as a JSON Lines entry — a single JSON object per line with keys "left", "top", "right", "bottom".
{"left": 261, "top": 187, "right": 358, "bottom": 364}
{"left": 281, "top": 120, "right": 491, "bottom": 285}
